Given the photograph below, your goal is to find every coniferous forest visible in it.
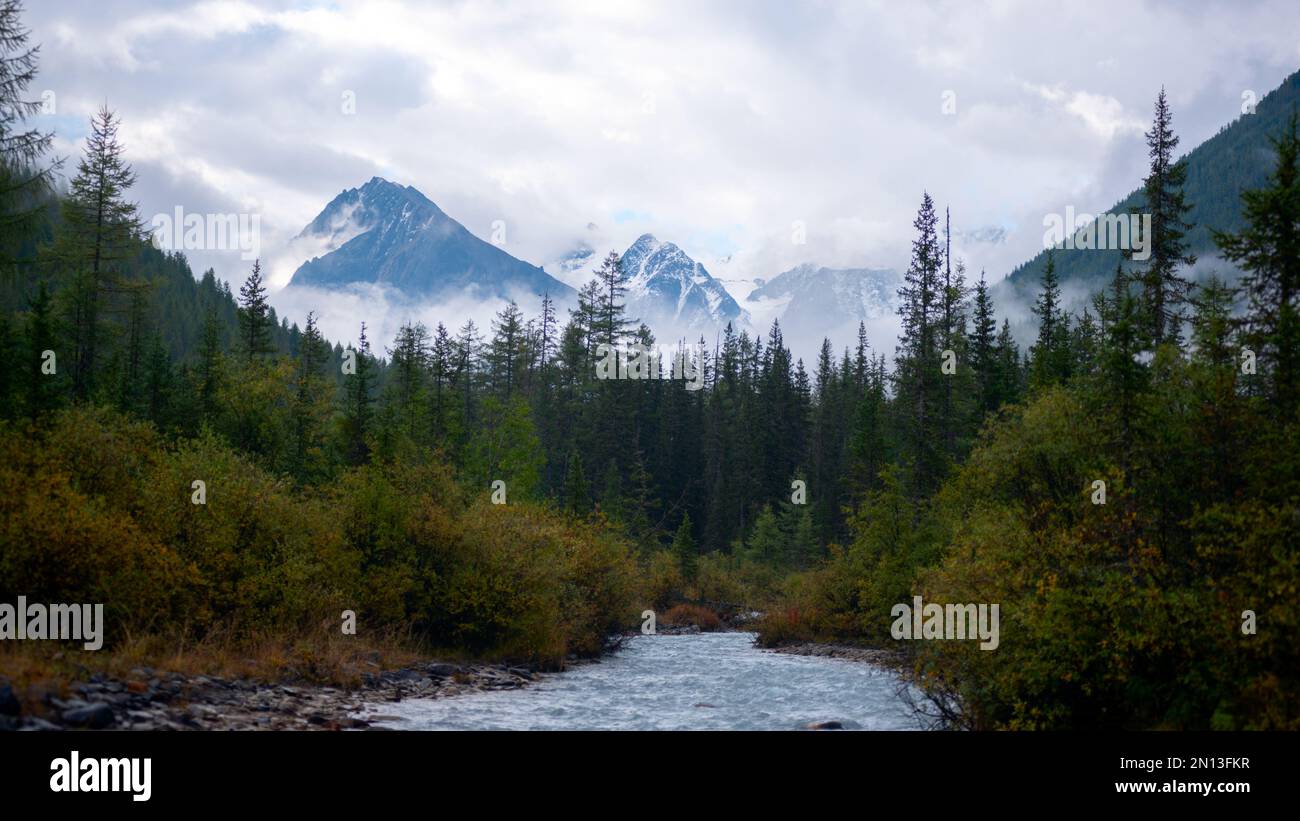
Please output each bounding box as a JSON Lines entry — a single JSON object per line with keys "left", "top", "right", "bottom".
{"left": 1, "top": 1, "right": 1298, "bottom": 736}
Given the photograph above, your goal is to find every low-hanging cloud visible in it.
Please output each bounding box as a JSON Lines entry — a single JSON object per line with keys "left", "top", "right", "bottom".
{"left": 26, "top": 0, "right": 1300, "bottom": 357}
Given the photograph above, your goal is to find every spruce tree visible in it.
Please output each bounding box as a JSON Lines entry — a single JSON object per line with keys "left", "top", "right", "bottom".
{"left": 562, "top": 449, "right": 589, "bottom": 514}
{"left": 994, "top": 319, "right": 1021, "bottom": 407}
{"left": 671, "top": 512, "right": 698, "bottom": 580}
{"left": 894, "top": 191, "right": 945, "bottom": 497}
{"left": 624, "top": 448, "right": 660, "bottom": 552}
{"left": 1030, "top": 250, "right": 1068, "bottom": 388}
{"left": 386, "top": 320, "right": 429, "bottom": 438}
{"left": 1189, "top": 276, "right": 1239, "bottom": 372}
{"left": 538, "top": 291, "right": 556, "bottom": 369}
{"left": 0, "top": 0, "right": 58, "bottom": 266}
{"left": 22, "top": 277, "right": 57, "bottom": 420}
{"left": 1071, "top": 306, "right": 1099, "bottom": 378}
{"left": 593, "top": 251, "right": 635, "bottom": 347}
{"left": 744, "top": 505, "right": 783, "bottom": 565}
{"left": 57, "top": 106, "right": 143, "bottom": 400}
{"left": 784, "top": 503, "right": 817, "bottom": 569}
{"left": 453, "top": 318, "right": 483, "bottom": 438}
{"left": 342, "top": 322, "right": 375, "bottom": 465}
{"left": 599, "top": 458, "right": 624, "bottom": 521}
{"left": 853, "top": 321, "right": 870, "bottom": 391}
{"left": 289, "top": 311, "right": 330, "bottom": 480}
{"left": 939, "top": 252, "right": 972, "bottom": 459}
{"left": 116, "top": 286, "right": 148, "bottom": 413}
{"left": 1095, "top": 265, "right": 1149, "bottom": 459}
{"left": 1214, "top": 110, "right": 1300, "bottom": 413}
{"left": 428, "top": 322, "right": 457, "bottom": 445}
{"left": 142, "top": 332, "right": 172, "bottom": 428}
{"left": 195, "top": 307, "right": 224, "bottom": 424}
{"left": 1188, "top": 275, "right": 1244, "bottom": 499}
{"left": 237, "top": 259, "right": 274, "bottom": 361}
{"left": 1131, "top": 88, "right": 1196, "bottom": 348}
{"left": 488, "top": 301, "right": 524, "bottom": 399}
{"left": 970, "top": 270, "right": 998, "bottom": 414}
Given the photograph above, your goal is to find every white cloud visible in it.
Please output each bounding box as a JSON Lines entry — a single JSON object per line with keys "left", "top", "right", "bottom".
{"left": 1065, "top": 91, "right": 1146, "bottom": 139}
{"left": 26, "top": 0, "right": 1300, "bottom": 353}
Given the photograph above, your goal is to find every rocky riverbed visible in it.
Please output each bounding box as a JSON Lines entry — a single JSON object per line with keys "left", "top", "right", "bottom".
{"left": 0, "top": 660, "right": 541, "bottom": 731}
{"left": 765, "top": 642, "right": 903, "bottom": 665}
{"left": 0, "top": 639, "right": 914, "bottom": 731}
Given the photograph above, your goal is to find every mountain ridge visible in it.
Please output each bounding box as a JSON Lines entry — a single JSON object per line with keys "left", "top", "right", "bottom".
{"left": 287, "top": 177, "right": 574, "bottom": 302}
{"left": 617, "top": 233, "right": 747, "bottom": 332}
{"left": 994, "top": 69, "right": 1300, "bottom": 317}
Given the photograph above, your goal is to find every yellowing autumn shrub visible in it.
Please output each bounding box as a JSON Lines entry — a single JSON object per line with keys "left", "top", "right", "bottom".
{"left": 0, "top": 408, "right": 641, "bottom": 668}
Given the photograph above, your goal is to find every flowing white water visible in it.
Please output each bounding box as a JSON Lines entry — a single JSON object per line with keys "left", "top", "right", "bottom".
{"left": 360, "top": 632, "right": 923, "bottom": 730}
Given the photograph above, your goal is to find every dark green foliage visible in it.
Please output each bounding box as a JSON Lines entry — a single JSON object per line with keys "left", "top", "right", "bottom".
{"left": 1130, "top": 88, "right": 1196, "bottom": 347}
{"left": 998, "top": 71, "right": 1300, "bottom": 320}
{"left": 341, "top": 322, "right": 375, "bottom": 465}
{"left": 755, "top": 116, "right": 1300, "bottom": 732}
{"left": 237, "top": 259, "right": 274, "bottom": 362}
{"left": 1214, "top": 109, "right": 1300, "bottom": 412}
{"left": 893, "top": 192, "right": 947, "bottom": 498}
{"left": 50, "top": 105, "right": 144, "bottom": 401}
{"left": 0, "top": 0, "right": 58, "bottom": 266}
{"left": 671, "top": 512, "right": 698, "bottom": 579}
{"left": 1030, "top": 250, "right": 1071, "bottom": 388}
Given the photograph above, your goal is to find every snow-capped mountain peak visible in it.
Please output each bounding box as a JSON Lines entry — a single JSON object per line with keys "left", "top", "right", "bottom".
{"left": 746, "top": 263, "right": 900, "bottom": 353}
{"left": 296, "top": 176, "right": 444, "bottom": 252}
{"left": 617, "top": 233, "right": 745, "bottom": 332}
{"left": 287, "top": 178, "right": 573, "bottom": 301}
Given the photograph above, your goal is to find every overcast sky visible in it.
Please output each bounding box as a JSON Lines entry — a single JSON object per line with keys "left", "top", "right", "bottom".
{"left": 25, "top": 0, "right": 1300, "bottom": 343}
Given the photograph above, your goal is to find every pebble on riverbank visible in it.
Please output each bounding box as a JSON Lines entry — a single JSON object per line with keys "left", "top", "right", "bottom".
{"left": 0, "top": 661, "right": 540, "bottom": 732}
{"left": 766, "top": 642, "right": 903, "bottom": 666}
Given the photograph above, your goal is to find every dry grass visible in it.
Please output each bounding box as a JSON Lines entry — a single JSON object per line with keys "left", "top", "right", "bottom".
{"left": 661, "top": 603, "right": 723, "bottom": 631}
{"left": 0, "top": 626, "right": 442, "bottom": 712}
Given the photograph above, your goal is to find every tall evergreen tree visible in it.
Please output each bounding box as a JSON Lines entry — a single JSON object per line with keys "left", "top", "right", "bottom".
{"left": 0, "top": 0, "right": 59, "bottom": 266}
{"left": 1131, "top": 88, "right": 1196, "bottom": 347}
{"left": 969, "top": 270, "right": 998, "bottom": 415}
{"left": 194, "top": 307, "right": 224, "bottom": 424}
{"left": 287, "top": 311, "right": 330, "bottom": 480}
{"left": 671, "top": 512, "right": 698, "bottom": 580}
{"left": 538, "top": 291, "right": 556, "bottom": 369}
{"left": 453, "top": 318, "right": 483, "bottom": 443}
{"left": 386, "top": 320, "right": 429, "bottom": 439}
{"left": 428, "top": 321, "right": 458, "bottom": 446}
{"left": 22, "top": 277, "right": 57, "bottom": 419}
{"left": 237, "top": 259, "right": 274, "bottom": 361}
{"left": 1030, "top": 250, "right": 1070, "bottom": 388}
{"left": 1214, "top": 110, "right": 1300, "bottom": 413}
{"left": 994, "top": 318, "right": 1022, "bottom": 408}
{"left": 115, "top": 285, "right": 148, "bottom": 412}
{"left": 561, "top": 449, "right": 589, "bottom": 514}
{"left": 56, "top": 105, "right": 143, "bottom": 400}
{"left": 894, "top": 191, "right": 946, "bottom": 497}
{"left": 1095, "top": 264, "right": 1149, "bottom": 461}
{"left": 342, "top": 322, "right": 375, "bottom": 464}
{"left": 488, "top": 301, "right": 524, "bottom": 399}
{"left": 592, "top": 251, "right": 635, "bottom": 348}
{"left": 939, "top": 250, "right": 971, "bottom": 459}
{"left": 1189, "top": 276, "right": 1239, "bottom": 372}
{"left": 1071, "top": 306, "right": 1099, "bottom": 378}
{"left": 141, "top": 331, "right": 172, "bottom": 428}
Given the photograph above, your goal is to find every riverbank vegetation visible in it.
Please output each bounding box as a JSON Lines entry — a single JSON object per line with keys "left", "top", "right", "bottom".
{"left": 754, "top": 100, "right": 1300, "bottom": 730}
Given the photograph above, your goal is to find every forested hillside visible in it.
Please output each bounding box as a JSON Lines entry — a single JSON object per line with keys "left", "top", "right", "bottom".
{"left": 997, "top": 70, "right": 1300, "bottom": 309}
